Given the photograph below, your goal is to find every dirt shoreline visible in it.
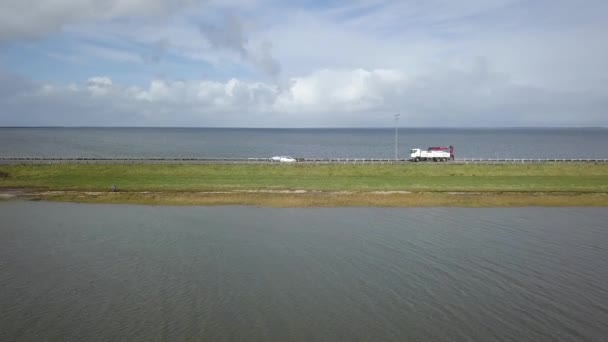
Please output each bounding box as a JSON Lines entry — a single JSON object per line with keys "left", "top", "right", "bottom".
{"left": 2, "top": 189, "right": 607, "bottom": 207}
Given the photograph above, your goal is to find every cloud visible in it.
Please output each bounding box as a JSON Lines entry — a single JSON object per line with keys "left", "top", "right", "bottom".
{"left": 199, "top": 13, "right": 281, "bottom": 77}
{"left": 250, "top": 41, "right": 281, "bottom": 77}
{"left": 275, "top": 69, "right": 403, "bottom": 112}
{"left": 199, "top": 13, "right": 249, "bottom": 57}
{"left": 1, "top": 64, "right": 606, "bottom": 127}
{"left": 0, "top": 0, "right": 202, "bottom": 42}
{"left": 86, "top": 76, "right": 114, "bottom": 96}
{"left": 1, "top": 1, "right": 607, "bottom": 127}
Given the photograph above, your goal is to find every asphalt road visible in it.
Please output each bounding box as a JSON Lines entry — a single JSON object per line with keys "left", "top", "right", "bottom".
{"left": 1, "top": 158, "right": 607, "bottom": 165}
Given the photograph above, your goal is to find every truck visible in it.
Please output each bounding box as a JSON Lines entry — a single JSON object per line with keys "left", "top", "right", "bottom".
{"left": 409, "top": 146, "right": 453, "bottom": 162}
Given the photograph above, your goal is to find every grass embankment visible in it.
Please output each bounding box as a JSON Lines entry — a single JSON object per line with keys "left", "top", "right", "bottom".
{"left": 1, "top": 163, "right": 607, "bottom": 206}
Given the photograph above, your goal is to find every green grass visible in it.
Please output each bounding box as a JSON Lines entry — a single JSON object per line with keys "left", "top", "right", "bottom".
{"left": 1, "top": 163, "right": 608, "bottom": 193}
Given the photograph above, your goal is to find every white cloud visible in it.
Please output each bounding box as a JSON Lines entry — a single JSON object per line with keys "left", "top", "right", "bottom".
{"left": 275, "top": 69, "right": 403, "bottom": 112}
{"left": 41, "top": 0, "right": 607, "bottom": 92}
{"left": 86, "top": 76, "right": 114, "bottom": 96}
{"left": 131, "top": 78, "right": 279, "bottom": 111}
{"left": 198, "top": 12, "right": 281, "bottom": 77}
{"left": 1, "top": 64, "right": 606, "bottom": 127}
{"left": 0, "top": 0, "right": 203, "bottom": 42}
{"left": 1, "top": 1, "right": 607, "bottom": 127}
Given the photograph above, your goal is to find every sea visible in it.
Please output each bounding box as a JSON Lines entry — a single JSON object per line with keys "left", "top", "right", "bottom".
{"left": 1, "top": 127, "right": 607, "bottom": 159}
{"left": 0, "top": 202, "right": 607, "bottom": 341}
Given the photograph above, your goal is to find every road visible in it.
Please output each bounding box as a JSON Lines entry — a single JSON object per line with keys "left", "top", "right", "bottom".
{"left": 1, "top": 157, "right": 607, "bottom": 165}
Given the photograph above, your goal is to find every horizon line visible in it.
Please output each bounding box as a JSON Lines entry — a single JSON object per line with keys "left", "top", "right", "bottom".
{"left": 0, "top": 125, "right": 606, "bottom": 130}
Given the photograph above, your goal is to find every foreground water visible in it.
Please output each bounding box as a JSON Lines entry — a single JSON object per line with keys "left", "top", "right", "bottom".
{"left": 1, "top": 201, "right": 607, "bottom": 341}
{"left": 1, "top": 127, "right": 607, "bottom": 159}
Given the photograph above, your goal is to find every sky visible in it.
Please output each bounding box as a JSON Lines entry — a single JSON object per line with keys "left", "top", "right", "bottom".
{"left": 0, "top": 0, "right": 606, "bottom": 127}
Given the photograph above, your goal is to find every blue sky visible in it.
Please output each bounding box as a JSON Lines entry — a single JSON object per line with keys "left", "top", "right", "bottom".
{"left": 0, "top": 0, "right": 607, "bottom": 127}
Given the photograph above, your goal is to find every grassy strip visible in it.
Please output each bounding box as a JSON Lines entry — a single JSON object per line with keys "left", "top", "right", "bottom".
{"left": 24, "top": 191, "right": 608, "bottom": 207}
{"left": 1, "top": 163, "right": 608, "bottom": 193}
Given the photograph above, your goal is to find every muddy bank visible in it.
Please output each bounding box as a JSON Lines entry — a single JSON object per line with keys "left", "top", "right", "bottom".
{"left": 2, "top": 189, "right": 607, "bottom": 207}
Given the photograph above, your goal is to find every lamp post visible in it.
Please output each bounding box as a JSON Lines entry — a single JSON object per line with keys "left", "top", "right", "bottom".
{"left": 394, "top": 114, "right": 400, "bottom": 161}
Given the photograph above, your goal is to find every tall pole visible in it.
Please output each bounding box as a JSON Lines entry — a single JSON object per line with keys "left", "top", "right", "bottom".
{"left": 394, "top": 114, "right": 400, "bottom": 161}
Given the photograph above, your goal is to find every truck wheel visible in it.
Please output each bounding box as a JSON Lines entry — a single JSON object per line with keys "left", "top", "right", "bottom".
{"left": 415, "top": 157, "right": 420, "bottom": 162}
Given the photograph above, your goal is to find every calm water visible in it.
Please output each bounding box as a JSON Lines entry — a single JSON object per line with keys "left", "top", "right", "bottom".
{"left": 1, "top": 127, "right": 607, "bottom": 159}
{"left": 1, "top": 201, "right": 607, "bottom": 341}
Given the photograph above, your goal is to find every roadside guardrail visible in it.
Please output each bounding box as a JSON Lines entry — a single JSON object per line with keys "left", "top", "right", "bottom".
{"left": 1, "top": 157, "right": 608, "bottom": 165}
